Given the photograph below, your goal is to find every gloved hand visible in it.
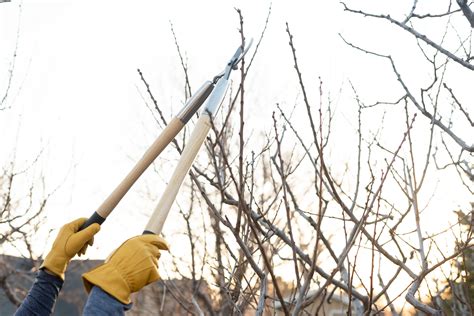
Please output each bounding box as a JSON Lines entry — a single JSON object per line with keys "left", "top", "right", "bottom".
{"left": 82, "top": 234, "right": 169, "bottom": 304}
{"left": 41, "top": 218, "right": 101, "bottom": 280}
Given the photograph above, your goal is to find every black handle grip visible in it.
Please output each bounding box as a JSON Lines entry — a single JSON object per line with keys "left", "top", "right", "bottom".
{"left": 80, "top": 212, "right": 106, "bottom": 230}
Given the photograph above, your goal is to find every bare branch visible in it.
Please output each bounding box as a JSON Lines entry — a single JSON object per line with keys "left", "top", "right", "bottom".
{"left": 457, "top": 0, "right": 474, "bottom": 27}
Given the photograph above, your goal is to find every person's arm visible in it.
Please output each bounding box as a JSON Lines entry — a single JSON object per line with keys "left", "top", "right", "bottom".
{"left": 82, "top": 286, "right": 132, "bottom": 316}
{"left": 82, "top": 234, "right": 168, "bottom": 309}
{"left": 14, "top": 218, "right": 100, "bottom": 316}
{"left": 14, "top": 270, "right": 63, "bottom": 316}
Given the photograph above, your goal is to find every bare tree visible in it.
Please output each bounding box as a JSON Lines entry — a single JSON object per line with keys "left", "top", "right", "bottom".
{"left": 337, "top": 1, "right": 474, "bottom": 314}
{"left": 134, "top": 3, "right": 473, "bottom": 315}
{"left": 0, "top": 2, "right": 58, "bottom": 307}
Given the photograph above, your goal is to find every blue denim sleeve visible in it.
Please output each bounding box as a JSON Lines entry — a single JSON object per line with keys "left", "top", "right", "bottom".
{"left": 82, "top": 286, "right": 132, "bottom": 315}
{"left": 14, "top": 269, "right": 63, "bottom": 316}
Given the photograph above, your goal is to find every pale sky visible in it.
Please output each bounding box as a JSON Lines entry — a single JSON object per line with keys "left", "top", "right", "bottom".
{"left": 1, "top": 0, "right": 355, "bottom": 255}
{"left": 1, "top": 0, "right": 472, "bottom": 309}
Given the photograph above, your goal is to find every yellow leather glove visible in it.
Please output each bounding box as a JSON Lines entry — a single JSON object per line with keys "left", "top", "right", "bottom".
{"left": 41, "top": 218, "right": 100, "bottom": 280}
{"left": 82, "top": 234, "right": 169, "bottom": 304}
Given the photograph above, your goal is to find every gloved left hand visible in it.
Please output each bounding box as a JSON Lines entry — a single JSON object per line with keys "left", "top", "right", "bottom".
{"left": 41, "top": 218, "right": 100, "bottom": 280}
{"left": 82, "top": 234, "right": 168, "bottom": 304}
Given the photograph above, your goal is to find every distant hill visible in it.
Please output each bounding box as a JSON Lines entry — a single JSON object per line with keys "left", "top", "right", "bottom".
{"left": 0, "top": 255, "right": 213, "bottom": 315}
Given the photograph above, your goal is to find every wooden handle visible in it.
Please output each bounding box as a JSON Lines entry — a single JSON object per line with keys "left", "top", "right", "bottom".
{"left": 95, "top": 116, "right": 185, "bottom": 219}
{"left": 79, "top": 81, "right": 215, "bottom": 231}
{"left": 144, "top": 114, "right": 212, "bottom": 234}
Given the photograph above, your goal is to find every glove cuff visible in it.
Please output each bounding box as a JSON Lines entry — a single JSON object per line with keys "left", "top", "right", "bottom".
{"left": 82, "top": 263, "right": 131, "bottom": 304}
{"left": 40, "top": 253, "right": 67, "bottom": 281}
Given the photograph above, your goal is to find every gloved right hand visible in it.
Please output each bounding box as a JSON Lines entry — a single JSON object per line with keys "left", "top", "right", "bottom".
{"left": 82, "top": 234, "right": 169, "bottom": 304}
{"left": 41, "top": 217, "right": 100, "bottom": 280}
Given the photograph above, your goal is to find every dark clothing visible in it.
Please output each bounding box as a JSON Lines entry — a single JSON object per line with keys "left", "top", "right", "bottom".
{"left": 83, "top": 286, "right": 132, "bottom": 315}
{"left": 14, "top": 270, "right": 63, "bottom": 316}
{"left": 15, "top": 269, "right": 131, "bottom": 315}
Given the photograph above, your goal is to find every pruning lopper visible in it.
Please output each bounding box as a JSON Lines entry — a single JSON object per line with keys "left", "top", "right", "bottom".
{"left": 80, "top": 39, "right": 253, "bottom": 234}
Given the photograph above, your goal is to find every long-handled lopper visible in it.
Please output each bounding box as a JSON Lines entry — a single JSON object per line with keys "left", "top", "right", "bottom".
{"left": 80, "top": 40, "right": 253, "bottom": 232}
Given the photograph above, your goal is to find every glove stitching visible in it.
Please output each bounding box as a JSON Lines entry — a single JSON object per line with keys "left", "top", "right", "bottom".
{"left": 128, "top": 256, "right": 160, "bottom": 282}
{"left": 115, "top": 262, "right": 134, "bottom": 293}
